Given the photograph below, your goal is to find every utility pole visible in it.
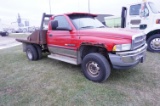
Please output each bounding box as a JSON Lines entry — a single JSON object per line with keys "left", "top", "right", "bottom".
{"left": 88, "top": 0, "right": 90, "bottom": 13}
{"left": 49, "top": 0, "right": 52, "bottom": 14}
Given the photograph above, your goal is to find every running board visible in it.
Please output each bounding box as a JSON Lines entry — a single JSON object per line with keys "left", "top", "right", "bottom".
{"left": 48, "top": 54, "right": 78, "bottom": 65}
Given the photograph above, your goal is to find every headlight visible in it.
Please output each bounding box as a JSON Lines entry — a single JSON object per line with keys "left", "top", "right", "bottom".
{"left": 112, "top": 44, "right": 131, "bottom": 51}
{"left": 156, "top": 19, "right": 160, "bottom": 24}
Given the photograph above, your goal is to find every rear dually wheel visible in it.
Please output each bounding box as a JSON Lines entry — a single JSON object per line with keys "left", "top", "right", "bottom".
{"left": 26, "top": 45, "right": 38, "bottom": 61}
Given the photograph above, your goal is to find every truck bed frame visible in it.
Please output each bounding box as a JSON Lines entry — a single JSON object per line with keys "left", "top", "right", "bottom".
{"left": 16, "top": 13, "right": 52, "bottom": 45}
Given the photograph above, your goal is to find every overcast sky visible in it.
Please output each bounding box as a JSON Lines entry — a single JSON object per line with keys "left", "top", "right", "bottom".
{"left": 0, "top": 0, "right": 160, "bottom": 26}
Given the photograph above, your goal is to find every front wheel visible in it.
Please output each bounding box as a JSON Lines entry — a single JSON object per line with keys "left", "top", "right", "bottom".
{"left": 147, "top": 34, "right": 160, "bottom": 52}
{"left": 82, "top": 53, "right": 111, "bottom": 82}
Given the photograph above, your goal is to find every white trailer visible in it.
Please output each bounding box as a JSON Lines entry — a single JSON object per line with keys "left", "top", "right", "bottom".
{"left": 105, "top": 0, "right": 160, "bottom": 52}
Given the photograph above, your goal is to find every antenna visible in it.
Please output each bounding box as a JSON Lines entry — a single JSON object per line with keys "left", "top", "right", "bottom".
{"left": 49, "top": 0, "right": 51, "bottom": 14}
{"left": 88, "top": 0, "right": 90, "bottom": 13}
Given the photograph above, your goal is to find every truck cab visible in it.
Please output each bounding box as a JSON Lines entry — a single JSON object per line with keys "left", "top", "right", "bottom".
{"left": 123, "top": 1, "right": 160, "bottom": 29}
{"left": 16, "top": 13, "right": 147, "bottom": 82}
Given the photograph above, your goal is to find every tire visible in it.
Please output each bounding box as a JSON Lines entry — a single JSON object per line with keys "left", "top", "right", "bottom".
{"left": 82, "top": 53, "right": 111, "bottom": 82}
{"left": 34, "top": 45, "right": 42, "bottom": 60}
{"left": 26, "top": 45, "right": 38, "bottom": 61}
{"left": 147, "top": 34, "right": 160, "bottom": 52}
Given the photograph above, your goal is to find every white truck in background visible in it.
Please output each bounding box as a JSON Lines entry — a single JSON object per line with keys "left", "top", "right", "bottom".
{"left": 105, "top": 0, "right": 160, "bottom": 52}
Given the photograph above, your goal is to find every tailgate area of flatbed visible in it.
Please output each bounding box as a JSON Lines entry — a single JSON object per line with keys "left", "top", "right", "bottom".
{"left": 16, "top": 30, "right": 47, "bottom": 45}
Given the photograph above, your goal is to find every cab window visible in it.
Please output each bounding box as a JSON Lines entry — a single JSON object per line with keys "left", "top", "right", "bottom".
{"left": 139, "top": 3, "right": 149, "bottom": 17}
{"left": 130, "top": 4, "right": 141, "bottom": 15}
{"left": 53, "top": 15, "right": 71, "bottom": 30}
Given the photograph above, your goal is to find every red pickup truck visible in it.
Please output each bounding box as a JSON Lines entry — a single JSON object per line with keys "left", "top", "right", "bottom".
{"left": 17, "top": 13, "right": 147, "bottom": 82}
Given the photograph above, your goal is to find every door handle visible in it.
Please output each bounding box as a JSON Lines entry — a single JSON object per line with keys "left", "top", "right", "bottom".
{"left": 65, "top": 44, "right": 75, "bottom": 47}
{"left": 49, "top": 34, "right": 52, "bottom": 37}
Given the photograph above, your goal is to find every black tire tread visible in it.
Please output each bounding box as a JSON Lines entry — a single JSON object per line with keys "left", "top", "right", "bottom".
{"left": 147, "top": 34, "right": 160, "bottom": 52}
{"left": 82, "top": 53, "right": 111, "bottom": 82}
{"left": 26, "top": 45, "right": 38, "bottom": 61}
{"left": 34, "top": 45, "right": 42, "bottom": 60}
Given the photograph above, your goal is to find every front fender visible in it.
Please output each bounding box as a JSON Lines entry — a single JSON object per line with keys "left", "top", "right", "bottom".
{"left": 79, "top": 36, "right": 131, "bottom": 51}
{"left": 144, "top": 24, "right": 160, "bottom": 34}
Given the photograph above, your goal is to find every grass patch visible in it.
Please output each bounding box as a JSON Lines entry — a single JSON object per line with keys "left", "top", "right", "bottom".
{"left": 0, "top": 46, "right": 160, "bottom": 106}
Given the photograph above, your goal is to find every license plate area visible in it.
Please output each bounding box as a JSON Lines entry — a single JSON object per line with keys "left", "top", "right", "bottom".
{"left": 135, "top": 53, "right": 145, "bottom": 62}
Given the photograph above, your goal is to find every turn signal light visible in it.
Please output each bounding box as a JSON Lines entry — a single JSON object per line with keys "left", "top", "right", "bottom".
{"left": 156, "top": 19, "right": 160, "bottom": 24}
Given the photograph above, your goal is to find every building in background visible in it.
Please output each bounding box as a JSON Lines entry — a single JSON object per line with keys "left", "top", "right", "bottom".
{"left": 10, "top": 13, "right": 31, "bottom": 33}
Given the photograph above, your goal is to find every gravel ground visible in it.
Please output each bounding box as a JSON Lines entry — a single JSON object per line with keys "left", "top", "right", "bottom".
{"left": 0, "top": 36, "right": 21, "bottom": 50}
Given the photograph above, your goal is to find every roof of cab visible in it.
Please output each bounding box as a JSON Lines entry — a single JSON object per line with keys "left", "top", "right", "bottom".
{"left": 65, "top": 12, "right": 97, "bottom": 17}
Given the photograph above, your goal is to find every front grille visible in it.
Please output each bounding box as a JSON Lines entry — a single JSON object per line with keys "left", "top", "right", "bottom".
{"left": 132, "top": 35, "right": 146, "bottom": 50}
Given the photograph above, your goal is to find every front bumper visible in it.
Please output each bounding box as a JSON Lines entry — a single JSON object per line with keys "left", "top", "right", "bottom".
{"left": 109, "top": 44, "right": 147, "bottom": 69}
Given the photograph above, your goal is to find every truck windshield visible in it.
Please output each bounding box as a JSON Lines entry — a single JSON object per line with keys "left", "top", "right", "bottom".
{"left": 69, "top": 15, "right": 105, "bottom": 30}
{"left": 148, "top": 2, "right": 159, "bottom": 14}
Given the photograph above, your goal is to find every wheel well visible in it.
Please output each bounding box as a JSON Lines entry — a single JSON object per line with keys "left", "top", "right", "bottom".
{"left": 80, "top": 45, "right": 109, "bottom": 60}
{"left": 146, "top": 30, "right": 160, "bottom": 40}
{"left": 22, "top": 43, "right": 47, "bottom": 52}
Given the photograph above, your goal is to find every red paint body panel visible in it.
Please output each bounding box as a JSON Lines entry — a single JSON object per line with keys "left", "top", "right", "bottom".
{"left": 47, "top": 30, "right": 79, "bottom": 50}
{"left": 47, "top": 13, "right": 142, "bottom": 51}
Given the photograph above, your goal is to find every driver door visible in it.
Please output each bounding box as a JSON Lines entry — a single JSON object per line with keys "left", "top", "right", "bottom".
{"left": 47, "top": 15, "right": 77, "bottom": 58}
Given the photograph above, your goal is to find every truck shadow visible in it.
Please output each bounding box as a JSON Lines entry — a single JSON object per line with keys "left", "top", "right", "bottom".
{"left": 107, "top": 68, "right": 138, "bottom": 82}
{"left": 43, "top": 54, "right": 139, "bottom": 83}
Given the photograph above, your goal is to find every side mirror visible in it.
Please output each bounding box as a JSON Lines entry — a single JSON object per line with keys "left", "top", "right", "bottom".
{"left": 51, "top": 20, "right": 58, "bottom": 30}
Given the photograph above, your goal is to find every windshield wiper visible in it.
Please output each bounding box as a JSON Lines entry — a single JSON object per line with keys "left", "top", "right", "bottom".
{"left": 97, "top": 26, "right": 106, "bottom": 28}
{"left": 80, "top": 26, "right": 94, "bottom": 29}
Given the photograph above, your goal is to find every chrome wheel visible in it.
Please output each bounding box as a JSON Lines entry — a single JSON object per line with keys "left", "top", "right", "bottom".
{"left": 150, "top": 38, "right": 160, "bottom": 50}
{"left": 86, "top": 61, "right": 100, "bottom": 77}
{"left": 26, "top": 45, "right": 38, "bottom": 61}
{"left": 27, "top": 49, "right": 33, "bottom": 60}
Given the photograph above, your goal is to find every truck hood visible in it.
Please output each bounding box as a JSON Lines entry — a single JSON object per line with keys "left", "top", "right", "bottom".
{"left": 78, "top": 28, "right": 144, "bottom": 51}
{"left": 79, "top": 28, "right": 142, "bottom": 39}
